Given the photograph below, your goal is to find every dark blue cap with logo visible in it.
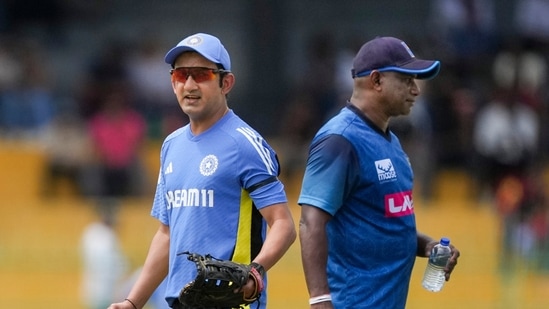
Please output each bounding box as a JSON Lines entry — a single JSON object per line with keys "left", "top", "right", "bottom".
{"left": 352, "top": 36, "right": 440, "bottom": 80}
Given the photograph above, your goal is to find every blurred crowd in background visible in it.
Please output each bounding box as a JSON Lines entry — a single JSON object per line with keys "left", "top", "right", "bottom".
{"left": 1, "top": 0, "right": 549, "bottom": 307}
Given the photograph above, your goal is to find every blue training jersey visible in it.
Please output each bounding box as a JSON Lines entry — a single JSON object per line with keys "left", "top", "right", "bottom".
{"left": 151, "top": 110, "right": 287, "bottom": 308}
{"left": 298, "top": 104, "right": 417, "bottom": 309}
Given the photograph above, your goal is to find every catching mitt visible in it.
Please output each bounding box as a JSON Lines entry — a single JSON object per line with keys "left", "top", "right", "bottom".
{"left": 178, "top": 252, "right": 265, "bottom": 309}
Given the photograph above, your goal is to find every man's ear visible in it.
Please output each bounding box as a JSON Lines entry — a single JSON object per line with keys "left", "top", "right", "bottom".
{"left": 371, "top": 71, "right": 381, "bottom": 85}
{"left": 221, "top": 73, "right": 235, "bottom": 94}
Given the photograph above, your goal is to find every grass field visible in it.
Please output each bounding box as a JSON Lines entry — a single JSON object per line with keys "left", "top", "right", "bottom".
{"left": 1, "top": 140, "right": 548, "bottom": 308}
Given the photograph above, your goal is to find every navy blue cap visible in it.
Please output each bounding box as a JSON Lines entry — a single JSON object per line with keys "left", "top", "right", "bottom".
{"left": 164, "top": 33, "right": 231, "bottom": 70}
{"left": 352, "top": 36, "right": 440, "bottom": 80}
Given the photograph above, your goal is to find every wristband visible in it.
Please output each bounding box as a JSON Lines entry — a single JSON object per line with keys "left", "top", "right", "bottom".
{"left": 250, "top": 262, "right": 265, "bottom": 277}
{"left": 125, "top": 298, "right": 138, "bottom": 309}
{"left": 309, "top": 294, "right": 332, "bottom": 305}
{"left": 249, "top": 264, "right": 265, "bottom": 294}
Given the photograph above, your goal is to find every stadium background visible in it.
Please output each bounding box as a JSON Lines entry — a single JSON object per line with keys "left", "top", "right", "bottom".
{"left": 1, "top": 1, "right": 548, "bottom": 308}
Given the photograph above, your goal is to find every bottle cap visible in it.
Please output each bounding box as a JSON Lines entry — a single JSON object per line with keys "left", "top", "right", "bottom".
{"left": 440, "top": 237, "right": 450, "bottom": 246}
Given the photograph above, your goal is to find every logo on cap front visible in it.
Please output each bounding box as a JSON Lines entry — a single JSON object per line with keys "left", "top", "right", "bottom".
{"left": 186, "top": 35, "right": 203, "bottom": 46}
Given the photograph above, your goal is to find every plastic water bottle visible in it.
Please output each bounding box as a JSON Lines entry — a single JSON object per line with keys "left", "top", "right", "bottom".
{"left": 422, "top": 237, "right": 451, "bottom": 292}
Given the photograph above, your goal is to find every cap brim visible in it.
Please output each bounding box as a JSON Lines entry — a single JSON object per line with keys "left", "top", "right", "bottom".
{"left": 394, "top": 60, "right": 441, "bottom": 80}
{"left": 354, "top": 60, "right": 441, "bottom": 80}
{"left": 164, "top": 46, "right": 219, "bottom": 67}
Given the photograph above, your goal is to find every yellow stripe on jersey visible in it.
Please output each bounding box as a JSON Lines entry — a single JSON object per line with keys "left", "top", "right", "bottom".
{"left": 233, "top": 190, "right": 257, "bottom": 309}
{"left": 233, "top": 188, "right": 253, "bottom": 264}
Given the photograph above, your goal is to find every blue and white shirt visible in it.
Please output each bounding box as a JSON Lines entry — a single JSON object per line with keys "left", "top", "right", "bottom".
{"left": 298, "top": 104, "right": 417, "bottom": 309}
{"left": 151, "top": 110, "right": 287, "bottom": 308}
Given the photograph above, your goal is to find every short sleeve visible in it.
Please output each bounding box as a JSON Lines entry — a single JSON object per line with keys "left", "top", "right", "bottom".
{"left": 298, "top": 134, "right": 358, "bottom": 215}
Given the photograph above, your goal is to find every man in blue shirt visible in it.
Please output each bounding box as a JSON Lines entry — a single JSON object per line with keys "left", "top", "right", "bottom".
{"left": 108, "top": 33, "right": 296, "bottom": 309}
{"left": 298, "top": 36, "right": 460, "bottom": 308}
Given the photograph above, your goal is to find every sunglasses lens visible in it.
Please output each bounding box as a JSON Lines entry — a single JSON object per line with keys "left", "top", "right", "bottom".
{"left": 172, "top": 68, "right": 216, "bottom": 83}
{"left": 193, "top": 68, "right": 215, "bottom": 83}
{"left": 171, "top": 69, "right": 186, "bottom": 82}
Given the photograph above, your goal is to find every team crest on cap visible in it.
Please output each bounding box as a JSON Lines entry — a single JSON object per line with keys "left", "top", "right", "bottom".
{"left": 400, "top": 41, "right": 415, "bottom": 58}
{"left": 200, "top": 154, "right": 218, "bottom": 176}
{"left": 187, "top": 35, "right": 203, "bottom": 46}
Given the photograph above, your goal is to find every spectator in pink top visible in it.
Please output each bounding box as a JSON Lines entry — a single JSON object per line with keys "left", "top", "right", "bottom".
{"left": 89, "top": 88, "right": 146, "bottom": 198}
